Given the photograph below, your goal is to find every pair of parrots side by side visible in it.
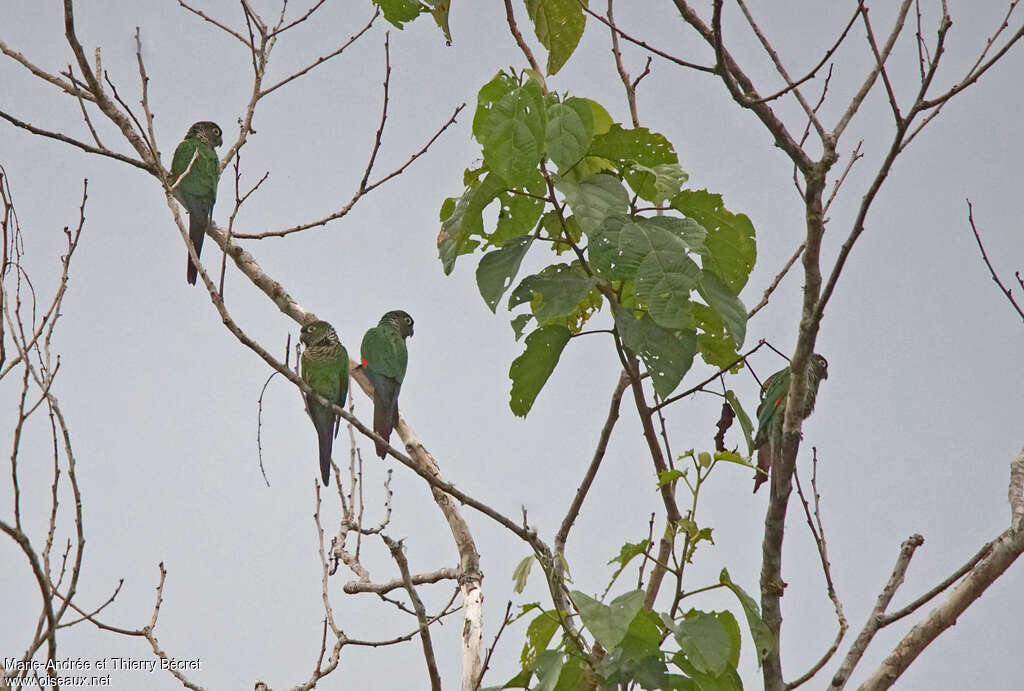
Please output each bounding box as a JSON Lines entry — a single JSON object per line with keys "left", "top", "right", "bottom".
{"left": 170, "top": 121, "right": 223, "bottom": 286}
{"left": 299, "top": 311, "right": 415, "bottom": 485}
{"left": 751, "top": 353, "right": 829, "bottom": 493}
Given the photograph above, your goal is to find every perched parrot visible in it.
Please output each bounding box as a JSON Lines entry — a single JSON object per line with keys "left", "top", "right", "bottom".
{"left": 170, "top": 121, "right": 223, "bottom": 285}
{"left": 360, "top": 310, "right": 414, "bottom": 458}
{"left": 299, "top": 320, "right": 350, "bottom": 485}
{"left": 752, "top": 353, "right": 828, "bottom": 493}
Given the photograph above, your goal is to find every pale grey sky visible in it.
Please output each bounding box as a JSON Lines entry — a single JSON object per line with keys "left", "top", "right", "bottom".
{"left": 2, "top": 2, "right": 1022, "bottom": 689}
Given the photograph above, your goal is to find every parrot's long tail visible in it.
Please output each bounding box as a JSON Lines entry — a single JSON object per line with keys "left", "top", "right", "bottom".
{"left": 316, "top": 420, "right": 333, "bottom": 486}
{"left": 372, "top": 379, "right": 401, "bottom": 459}
{"left": 752, "top": 446, "right": 773, "bottom": 493}
{"left": 186, "top": 212, "right": 207, "bottom": 285}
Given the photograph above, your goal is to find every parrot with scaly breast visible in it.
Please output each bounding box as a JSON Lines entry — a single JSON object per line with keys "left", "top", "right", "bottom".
{"left": 360, "top": 310, "right": 414, "bottom": 458}
{"left": 170, "top": 121, "right": 222, "bottom": 285}
{"left": 752, "top": 353, "right": 828, "bottom": 493}
{"left": 300, "top": 320, "right": 349, "bottom": 485}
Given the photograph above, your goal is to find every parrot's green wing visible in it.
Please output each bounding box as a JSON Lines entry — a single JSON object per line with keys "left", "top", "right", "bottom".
{"left": 752, "top": 366, "right": 789, "bottom": 493}
{"left": 360, "top": 325, "right": 409, "bottom": 458}
{"left": 360, "top": 326, "right": 408, "bottom": 381}
{"left": 754, "top": 368, "right": 789, "bottom": 445}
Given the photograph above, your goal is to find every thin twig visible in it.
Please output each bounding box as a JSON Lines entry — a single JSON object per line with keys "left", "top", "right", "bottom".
{"left": 554, "top": 371, "right": 629, "bottom": 555}
{"left": 966, "top": 200, "right": 1024, "bottom": 321}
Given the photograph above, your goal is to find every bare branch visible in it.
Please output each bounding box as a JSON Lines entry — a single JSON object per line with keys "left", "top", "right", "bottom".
{"left": 177, "top": 0, "right": 252, "bottom": 46}
{"left": 343, "top": 568, "right": 459, "bottom": 595}
{"left": 555, "top": 370, "right": 630, "bottom": 555}
{"left": 384, "top": 536, "right": 442, "bottom": 691}
{"left": 829, "top": 534, "right": 925, "bottom": 690}
{"left": 360, "top": 34, "right": 392, "bottom": 192}
{"left": 833, "top": 0, "right": 914, "bottom": 140}
{"left": 788, "top": 449, "right": 846, "bottom": 689}
{"left": 856, "top": 449, "right": 1024, "bottom": 689}
{"left": 259, "top": 10, "right": 378, "bottom": 98}
{"left": 0, "top": 109, "right": 153, "bottom": 173}
{"left": 581, "top": 4, "right": 716, "bottom": 73}
{"left": 233, "top": 103, "right": 465, "bottom": 239}
{"left": 966, "top": 200, "right": 1024, "bottom": 322}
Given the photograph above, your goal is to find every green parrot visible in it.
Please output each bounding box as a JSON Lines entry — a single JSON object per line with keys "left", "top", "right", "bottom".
{"left": 360, "top": 310, "right": 414, "bottom": 458}
{"left": 170, "top": 121, "right": 223, "bottom": 285}
{"left": 299, "top": 320, "right": 350, "bottom": 485}
{"left": 752, "top": 353, "right": 828, "bottom": 493}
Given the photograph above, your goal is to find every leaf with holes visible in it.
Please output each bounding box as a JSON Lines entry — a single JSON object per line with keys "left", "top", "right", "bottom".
{"left": 554, "top": 173, "right": 629, "bottom": 235}
{"left": 674, "top": 189, "right": 757, "bottom": 293}
{"left": 614, "top": 304, "right": 696, "bottom": 398}
{"left": 546, "top": 98, "right": 594, "bottom": 169}
{"left": 509, "top": 325, "right": 572, "bottom": 416}
{"left": 480, "top": 79, "right": 547, "bottom": 186}
{"left": 477, "top": 235, "right": 534, "bottom": 312}
{"left": 525, "top": 0, "right": 588, "bottom": 75}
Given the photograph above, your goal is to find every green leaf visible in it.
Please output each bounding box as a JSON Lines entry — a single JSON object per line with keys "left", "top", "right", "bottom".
{"left": 642, "top": 216, "right": 706, "bottom": 253}
{"left": 657, "top": 469, "right": 684, "bottom": 487}
{"left": 712, "top": 450, "right": 749, "bottom": 466}
{"left": 618, "top": 608, "right": 664, "bottom": 661}
{"left": 522, "top": 610, "right": 562, "bottom": 667}
{"left": 480, "top": 80, "right": 547, "bottom": 186}
{"left": 674, "top": 612, "right": 731, "bottom": 676}
{"left": 724, "top": 390, "right": 754, "bottom": 456}
{"left": 613, "top": 305, "right": 696, "bottom": 398}
{"left": 717, "top": 610, "right": 742, "bottom": 669}
{"left": 608, "top": 540, "right": 650, "bottom": 568}
{"left": 373, "top": 0, "right": 425, "bottom": 28}
{"left": 438, "top": 173, "right": 506, "bottom": 274}
{"left": 425, "top": 0, "right": 452, "bottom": 43}
{"left": 591, "top": 124, "right": 678, "bottom": 167}
{"left": 673, "top": 189, "right": 757, "bottom": 293}
{"left": 533, "top": 650, "right": 565, "bottom": 691}
{"left": 671, "top": 655, "right": 742, "bottom": 691}
{"left": 587, "top": 99, "right": 614, "bottom": 136}
{"left": 697, "top": 270, "right": 747, "bottom": 348}
{"left": 546, "top": 98, "right": 594, "bottom": 169}
{"left": 697, "top": 451, "right": 712, "bottom": 468}
{"left": 552, "top": 657, "right": 586, "bottom": 691}
{"left": 589, "top": 217, "right": 700, "bottom": 321}
{"left": 572, "top": 590, "right": 645, "bottom": 650}
{"left": 719, "top": 568, "right": 775, "bottom": 663}
{"left": 493, "top": 170, "right": 547, "bottom": 246}
{"left": 525, "top": 0, "right": 588, "bottom": 75}
{"left": 513, "top": 555, "right": 535, "bottom": 593}
{"left": 509, "top": 325, "right": 572, "bottom": 416}
{"left": 477, "top": 235, "right": 534, "bottom": 312}
{"left": 473, "top": 72, "right": 518, "bottom": 140}
{"left": 629, "top": 162, "right": 690, "bottom": 204}
{"left": 494, "top": 667, "right": 532, "bottom": 690}
{"left": 509, "top": 264, "right": 598, "bottom": 322}
{"left": 554, "top": 173, "right": 629, "bottom": 235}
{"left": 634, "top": 228, "right": 700, "bottom": 330}
{"left": 604, "top": 539, "right": 651, "bottom": 594}
{"left": 692, "top": 303, "right": 740, "bottom": 370}
{"left": 511, "top": 314, "right": 533, "bottom": 340}
{"left": 562, "top": 155, "right": 616, "bottom": 182}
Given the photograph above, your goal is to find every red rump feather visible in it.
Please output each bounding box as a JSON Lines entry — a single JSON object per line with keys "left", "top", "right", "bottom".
{"left": 361, "top": 357, "right": 368, "bottom": 368}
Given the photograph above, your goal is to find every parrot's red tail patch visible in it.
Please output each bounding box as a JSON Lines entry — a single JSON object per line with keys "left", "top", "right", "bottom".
{"left": 361, "top": 357, "right": 368, "bottom": 368}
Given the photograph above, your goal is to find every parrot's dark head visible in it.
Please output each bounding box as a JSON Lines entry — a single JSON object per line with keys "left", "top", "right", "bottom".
{"left": 300, "top": 320, "right": 337, "bottom": 348}
{"left": 381, "top": 310, "right": 414, "bottom": 339}
{"left": 810, "top": 353, "right": 828, "bottom": 381}
{"left": 187, "top": 121, "right": 223, "bottom": 148}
